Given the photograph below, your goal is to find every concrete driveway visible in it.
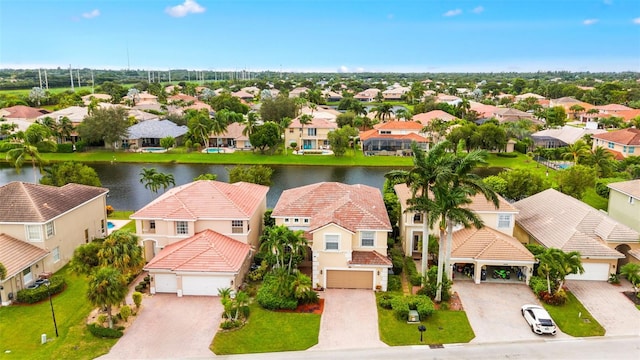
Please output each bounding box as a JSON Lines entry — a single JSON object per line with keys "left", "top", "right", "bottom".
{"left": 97, "top": 294, "right": 223, "bottom": 359}
{"left": 310, "top": 289, "right": 387, "bottom": 350}
{"left": 453, "top": 281, "right": 569, "bottom": 343}
{"left": 566, "top": 279, "right": 640, "bottom": 337}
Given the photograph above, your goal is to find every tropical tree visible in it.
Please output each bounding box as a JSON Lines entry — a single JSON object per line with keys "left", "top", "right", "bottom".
{"left": 126, "top": 88, "right": 140, "bottom": 106}
{"left": 57, "top": 116, "right": 74, "bottom": 144}
{"left": 155, "top": 172, "right": 175, "bottom": 192}
{"left": 585, "top": 146, "right": 615, "bottom": 177}
{"left": 6, "top": 123, "right": 56, "bottom": 183}
{"left": 373, "top": 103, "right": 394, "bottom": 122}
{"left": 40, "top": 161, "right": 101, "bottom": 187}
{"left": 278, "top": 117, "right": 292, "bottom": 154}
{"left": 569, "top": 104, "right": 585, "bottom": 119}
{"left": 395, "top": 108, "right": 412, "bottom": 121}
{"left": 228, "top": 165, "right": 273, "bottom": 186}
{"left": 29, "top": 87, "right": 46, "bottom": 107}
{"left": 557, "top": 164, "right": 596, "bottom": 199}
{"left": 193, "top": 173, "right": 217, "bottom": 181}
{"left": 77, "top": 107, "right": 130, "bottom": 149}
{"left": 562, "top": 140, "right": 590, "bottom": 164}
{"left": 327, "top": 125, "right": 358, "bottom": 156}
{"left": 139, "top": 167, "right": 160, "bottom": 193}
{"left": 298, "top": 114, "right": 313, "bottom": 149}
{"left": 536, "top": 248, "right": 583, "bottom": 295}
{"left": 185, "top": 109, "right": 213, "bottom": 149}
{"left": 70, "top": 242, "right": 103, "bottom": 275}
{"left": 249, "top": 122, "right": 281, "bottom": 154}
{"left": 620, "top": 263, "right": 640, "bottom": 293}
{"left": 348, "top": 101, "right": 368, "bottom": 117}
{"left": 98, "top": 230, "right": 145, "bottom": 279}
{"left": 242, "top": 112, "right": 260, "bottom": 137}
{"left": 259, "top": 225, "right": 307, "bottom": 273}
{"left": 87, "top": 266, "right": 128, "bottom": 328}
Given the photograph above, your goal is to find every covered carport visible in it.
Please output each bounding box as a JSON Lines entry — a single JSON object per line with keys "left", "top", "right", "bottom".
{"left": 448, "top": 227, "right": 535, "bottom": 285}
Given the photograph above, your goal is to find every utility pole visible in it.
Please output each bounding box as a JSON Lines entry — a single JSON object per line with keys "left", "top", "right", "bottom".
{"left": 168, "top": 70, "right": 171, "bottom": 83}
{"left": 91, "top": 70, "right": 95, "bottom": 93}
{"left": 38, "top": 68, "right": 43, "bottom": 89}
{"left": 44, "top": 69, "right": 49, "bottom": 90}
{"left": 77, "top": 69, "right": 81, "bottom": 88}
{"left": 69, "top": 65, "right": 75, "bottom": 91}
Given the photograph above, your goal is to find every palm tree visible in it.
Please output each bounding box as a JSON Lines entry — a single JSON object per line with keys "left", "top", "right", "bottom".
{"left": 536, "top": 251, "right": 555, "bottom": 294}
{"left": 373, "top": 103, "right": 394, "bottom": 122}
{"left": 562, "top": 140, "right": 590, "bottom": 164}
{"left": 186, "top": 109, "right": 213, "bottom": 148}
{"left": 98, "top": 230, "right": 145, "bottom": 278}
{"left": 620, "top": 263, "right": 640, "bottom": 293}
{"left": 259, "top": 225, "right": 288, "bottom": 269}
{"left": 87, "top": 266, "right": 128, "bottom": 329}
{"left": 233, "top": 291, "right": 250, "bottom": 321}
{"left": 385, "top": 141, "right": 455, "bottom": 278}
{"left": 57, "top": 117, "right": 74, "bottom": 144}
{"left": 569, "top": 104, "right": 585, "bottom": 120}
{"left": 242, "top": 112, "right": 260, "bottom": 137}
{"left": 555, "top": 250, "right": 584, "bottom": 291}
{"left": 395, "top": 108, "right": 412, "bottom": 121}
{"left": 587, "top": 146, "right": 615, "bottom": 177}
{"left": 210, "top": 110, "right": 230, "bottom": 147}
{"left": 285, "top": 229, "right": 308, "bottom": 274}
{"left": 156, "top": 172, "right": 175, "bottom": 193}
{"left": 139, "top": 167, "right": 160, "bottom": 193}
{"left": 279, "top": 117, "right": 292, "bottom": 155}
{"left": 298, "top": 114, "right": 313, "bottom": 150}
{"left": 6, "top": 123, "right": 56, "bottom": 183}
{"left": 349, "top": 102, "right": 368, "bottom": 117}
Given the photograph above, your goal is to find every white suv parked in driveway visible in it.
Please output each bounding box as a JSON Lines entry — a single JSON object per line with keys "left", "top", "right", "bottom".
{"left": 521, "top": 304, "right": 557, "bottom": 335}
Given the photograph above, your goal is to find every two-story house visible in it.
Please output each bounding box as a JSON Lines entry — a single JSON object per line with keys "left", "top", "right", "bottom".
{"left": 0, "top": 182, "right": 108, "bottom": 306}
{"left": 394, "top": 183, "right": 534, "bottom": 284}
{"left": 272, "top": 182, "right": 392, "bottom": 291}
{"left": 285, "top": 116, "right": 338, "bottom": 151}
{"left": 360, "top": 121, "right": 429, "bottom": 156}
{"left": 130, "top": 180, "right": 269, "bottom": 296}
{"left": 606, "top": 179, "right": 640, "bottom": 266}
{"left": 592, "top": 128, "right": 640, "bottom": 159}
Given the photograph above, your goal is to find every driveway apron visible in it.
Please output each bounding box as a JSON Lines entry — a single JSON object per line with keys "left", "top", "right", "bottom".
{"left": 310, "top": 289, "right": 386, "bottom": 350}
{"left": 453, "top": 281, "right": 569, "bottom": 343}
{"left": 565, "top": 280, "right": 640, "bottom": 337}
{"left": 97, "top": 294, "right": 223, "bottom": 359}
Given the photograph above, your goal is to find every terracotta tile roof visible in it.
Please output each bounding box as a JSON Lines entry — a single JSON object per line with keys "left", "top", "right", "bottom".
{"left": 374, "top": 121, "right": 424, "bottom": 130}
{"left": 131, "top": 180, "right": 268, "bottom": 220}
{"left": 144, "top": 229, "right": 250, "bottom": 272}
{"left": 290, "top": 117, "right": 338, "bottom": 129}
{"left": 359, "top": 129, "right": 428, "bottom": 142}
{"left": 412, "top": 110, "right": 457, "bottom": 124}
{"left": 232, "top": 90, "right": 255, "bottom": 99}
{"left": 592, "top": 128, "right": 640, "bottom": 146}
{"left": 1, "top": 105, "right": 48, "bottom": 119}
{"left": 595, "top": 104, "right": 633, "bottom": 112}
{"left": 212, "top": 122, "right": 248, "bottom": 140}
{"left": 607, "top": 149, "right": 625, "bottom": 161}
{"left": 0, "top": 182, "right": 108, "bottom": 223}
{"left": 616, "top": 109, "right": 640, "bottom": 121}
{"left": 394, "top": 183, "right": 515, "bottom": 213}
{"left": 168, "top": 94, "right": 198, "bottom": 102}
{"left": 0, "top": 234, "right": 50, "bottom": 280}
{"left": 514, "top": 189, "right": 634, "bottom": 258}
{"left": 272, "top": 182, "right": 391, "bottom": 233}
{"left": 451, "top": 227, "right": 535, "bottom": 262}
{"left": 607, "top": 179, "right": 640, "bottom": 199}
{"left": 349, "top": 250, "right": 392, "bottom": 266}
{"left": 469, "top": 101, "right": 499, "bottom": 118}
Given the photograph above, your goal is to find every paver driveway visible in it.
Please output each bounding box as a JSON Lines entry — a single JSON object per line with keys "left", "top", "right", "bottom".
{"left": 566, "top": 280, "right": 640, "bottom": 337}
{"left": 310, "top": 289, "right": 386, "bottom": 350}
{"left": 97, "top": 294, "right": 223, "bottom": 359}
{"left": 453, "top": 281, "right": 569, "bottom": 343}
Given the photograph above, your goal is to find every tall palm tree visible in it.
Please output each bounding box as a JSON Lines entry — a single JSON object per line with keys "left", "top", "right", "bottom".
{"left": 373, "top": 103, "right": 394, "bottom": 122}
{"left": 569, "top": 104, "right": 585, "bottom": 120}
{"left": 279, "top": 117, "right": 292, "bottom": 155}
{"left": 562, "top": 139, "right": 590, "bottom": 164}
{"left": 210, "top": 110, "right": 231, "bottom": 147}
{"left": 57, "top": 116, "right": 74, "bottom": 144}
{"left": 285, "top": 229, "right": 308, "bottom": 274}
{"left": 242, "top": 112, "right": 260, "bottom": 137}
{"left": 349, "top": 102, "right": 368, "bottom": 117}
{"left": 87, "top": 266, "right": 128, "bottom": 329}
{"left": 298, "top": 114, "right": 313, "bottom": 150}
{"left": 186, "top": 109, "right": 213, "bottom": 148}
{"left": 385, "top": 141, "right": 455, "bottom": 278}
{"left": 156, "top": 172, "right": 176, "bottom": 193}
{"left": 139, "top": 167, "right": 160, "bottom": 193}
{"left": 555, "top": 250, "right": 583, "bottom": 291}
{"left": 395, "top": 108, "right": 412, "bottom": 121}
{"left": 259, "top": 225, "right": 288, "bottom": 269}
{"left": 98, "top": 230, "right": 145, "bottom": 278}
{"left": 6, "top": 123, "right": 56, "bottom": 183}
{"left": 587, "top": 146, "right": 615, "bottom": 177}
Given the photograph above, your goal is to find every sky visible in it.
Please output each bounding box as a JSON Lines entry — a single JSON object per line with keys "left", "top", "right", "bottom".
{"left": 1, "top": 0, "right": 639, "bottom": 73}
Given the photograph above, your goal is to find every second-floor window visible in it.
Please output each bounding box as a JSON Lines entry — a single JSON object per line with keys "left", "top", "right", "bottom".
{"left": 176, "top": 221, "right": 188, "bottom": 235}
{"left": 150, "top": 220, "right": 156, "bottom": 229}
{"left": 497, "top": 214, "right": 511, "bottom": 228}
{"left": 26, "top": 225, "right": 42, "bottom": 242}
{"left": 325, "top": 234, "right": 339, "bottom": 251}
{"left": 232, "top": 220, "right": 243, "bottom": 233}
{"left": 45, "top": 221, "right": 55, "bottom": 238}
{"left": 307, "top": 128, "right": 317, "bottom": 136}
{"left": 361, "top": 231, "right": 375, "bottom": 247}
{"left": 413, "top": 213, "right": 423, "bottom": 224}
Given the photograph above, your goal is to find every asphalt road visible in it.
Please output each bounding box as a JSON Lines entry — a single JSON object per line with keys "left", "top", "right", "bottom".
{"left": 214, "top": 336, "right": 640, "bottom": 360}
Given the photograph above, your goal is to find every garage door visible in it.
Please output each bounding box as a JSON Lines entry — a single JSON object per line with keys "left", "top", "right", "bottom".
{"left": 182, "top": 276, "right": 231, "bottom": 296}
{"left": 326, "top": 270, "right": 373, "bottom": 289}
{"left": 154, "top": 274, "right": 177, "bottom": 293}
{"left": 566, "top": 262, "right": 610, "bottom": 281}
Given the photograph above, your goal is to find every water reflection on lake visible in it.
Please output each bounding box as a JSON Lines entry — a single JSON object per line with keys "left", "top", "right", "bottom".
{"left": 0, "top": 163, "right": 401, "bottom": 210}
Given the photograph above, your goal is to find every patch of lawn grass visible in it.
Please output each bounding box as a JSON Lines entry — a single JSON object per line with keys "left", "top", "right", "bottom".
{"left": 108, "top": 210, "right": 133, "bottom": 220}
{"left": 377, "top": 294, "right": 474, "bottom": 346}
{"left": 0, "top": 266, "right": 117, "bottom": 359}
{"left": 581, "top": 187, "right": 608, "bottom": 210}
{"left": 636, "top": 305, "right": 640, "bottom": 311}
{"left": 211, "top": 303, "right": 320, "bottom": 354}
{"left": 541, "top": 291, "right": 605, "bottom": 337}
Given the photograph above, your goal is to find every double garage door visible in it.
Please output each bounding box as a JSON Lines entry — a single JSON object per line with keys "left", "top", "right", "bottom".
{"left": 326, "top": 270, "right": 373, "bottom": 289}
{"left": 154, "top": 273, "right": 232, "bottom": 296}
{"left": 566, "top": 262, "right": 610, "bottom": 281}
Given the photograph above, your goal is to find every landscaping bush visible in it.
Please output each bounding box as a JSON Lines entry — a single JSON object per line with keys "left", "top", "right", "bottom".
{"left": 132, "top": 291, "right": 142, "bottom": 309}
{"left": 390, "top": 248, "right": 404, "bottom": 275}
{"left": 74, "top": 141, "right": 87, "bottom": 152}
{"left": 388, "top": 295, "right": 435, "bottom": 321}
{"left": 528, "top": 275, "right": 548, "bottom": 295}
{"left": 119, "top": 305, "right": 131, "bottom": 322}
{"left": 220, "top": 319, "right": 243, "bottom": 330}
{"left": 16, "top": 276, "right": 66, "bottom": 304}
{"left": 514, "top": 141, "right": 528, "bottom": 154}
{"left": 496, "top": 152, "right": 518, "bottom": 158}
{"left": 418, "top": 266, "right": 451, "bottom": 301}
{"left": 97, "top": 314, "right": 107, "bottom": 325}
{"left": 387, "top": 274, "right": 402, "bottom": 292}
{"left": 539, "top": 289, "right": 568, "bottom": 306}
{"left": 87, "top": 323, "right": 123, "bottom": 338}
{"left": 256, "top": 275, "right": 298, "bottom": 310}
{"left": 404, "top": 257, "right": 422, "bottom": 286}
{"left": 378, "top": 293, "right": 395, "bottom": 309}
{"left": 56, "top": 143, "right": 74, "bottom": 153}
{"left": 595, "top": 178, "right": 629, "bottom": 198}
{"left": 390, "top": 296, "right": 410, "bottom": 321}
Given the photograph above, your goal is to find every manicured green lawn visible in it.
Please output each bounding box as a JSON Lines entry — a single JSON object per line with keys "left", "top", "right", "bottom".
{"left": 541, "top": 291, "right": 605, "bottom": 337}
{"left": 0, "top": 266, "right": 117, "bottom": 359}
{"left": 581, "top": 187, "right": 608, "bottom": 210}
{"left": 108, "top": 211, "right": 135, "bottom": 232}
{"left": 210, "top": 303, "right": 320, "bottom": 355}
{"left": 377, "top": 295, "right": 475, "bottom": 345}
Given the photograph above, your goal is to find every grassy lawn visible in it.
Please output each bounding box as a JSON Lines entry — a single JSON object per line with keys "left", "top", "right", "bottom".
{"left": 210, "top": 303, "right": 320, "bottom": 355}
{"left": 108, "top": 210, "right": 135, "bottom": 232}
{"left": 0, "top": 266, "right": 117, "bottom": 360}
{"left": 377, "top": 294, "right": 475, "bottom": 346}
{"left": 541, "top": 291, "right": 605, "bottom": 337}
{"left": 581, "top": 187, "right": 608, "bottom": 210}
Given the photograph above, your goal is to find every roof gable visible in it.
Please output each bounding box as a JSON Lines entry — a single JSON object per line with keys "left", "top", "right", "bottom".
{"left": 0, "top": 233, "right": 50, "bottom": 279}
{"left": 452, "top": 227, "right": 535, "bottom": 262}
{"left": 592, "top": 128, "right": 640, "bottom": 146}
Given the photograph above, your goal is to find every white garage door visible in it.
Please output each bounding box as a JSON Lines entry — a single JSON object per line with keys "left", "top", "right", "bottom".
{"left": 182, "top": 275, "right": 232, "bottom": 296}
{"left": 154, "top": 274, "right": 177, "bottom": 293}
{"left": 566, "top": 262, "right": 610, "bottom": 281}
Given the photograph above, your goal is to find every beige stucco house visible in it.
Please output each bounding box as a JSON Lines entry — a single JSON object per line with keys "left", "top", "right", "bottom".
{"left": 272, "top": 182, "right": 392, "bottom": 291}
{"left": 592, "top": 128, "right": 640, "bottom": 159}
{"left": 514, "top": 189, "right": 638, "bottom": 280}
{"left": 130, "top": 180, "right": 269, "bottom": 297}
{"left": 606, "top": 179, "right": 640, "bottom": 265}
{"left": 0, "top": 182, "right": 108, "bottom": 306}
{"left": 394, "top": 184, "right": 534, "bottom": 284}
{"left": 285, "top": 116, "right": 338, "bottom": 151}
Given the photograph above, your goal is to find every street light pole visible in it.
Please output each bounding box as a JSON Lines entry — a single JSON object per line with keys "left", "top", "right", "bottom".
{"left": 44, "top": 280, "right": 59, "bottom": 337}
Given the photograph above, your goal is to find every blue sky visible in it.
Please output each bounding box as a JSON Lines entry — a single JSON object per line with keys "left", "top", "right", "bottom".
{"left": 1, "top": 0, "right": 639, "bottom": 72}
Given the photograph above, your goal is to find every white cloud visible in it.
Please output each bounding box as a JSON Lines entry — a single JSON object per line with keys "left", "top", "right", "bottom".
{"left": 338, "top": 65, "right": 349, "bottom": 73}
{"left": 443, "top": 9, "right": 462, "bottom": 17}
{"left": 82, "top": 9, "right": 100, "bottom": 19}
{"left": 633, "top": 17, "right": 640, "bottom": 24}
{"left": 356, "top": 67, "right": 365, "bottom": 73}
{"left": 165, "top": 0, "right": 205, "bottom": 18}
{"left": 583, "top": 19, "right": 598, "bottom": 25}
{"left": 472, "top": 6, "right": 484, "bottom": 14}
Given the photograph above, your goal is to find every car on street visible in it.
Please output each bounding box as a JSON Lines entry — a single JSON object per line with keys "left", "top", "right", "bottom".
{"left": 521, "top": 304, "right": 557, "bottom": 335}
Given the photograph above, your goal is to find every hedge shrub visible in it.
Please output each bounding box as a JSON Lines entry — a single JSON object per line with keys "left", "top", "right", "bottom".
{"left": 388, "top": 294, "right": 435, "bottom": 321}
{"left": 16, "top": 276, "right": 66, "bottom": 304}
{"left": 387, "top": 274, "right": 402, "bottom": 292}
{"left": 390, "top": 248, "right": 404, "bottom": 275}
{"left": 56, "top": 143, "right": 74, "bottom": 153}
{"left": 87, "top": 323, "right": 123, "bottom": 338}
{"left": 496, "top": 152, "right": 518, "bottom": 158}
{"left": 377, "top": 293, "right": 394, "bottom": 309}
{"left": 404, "top": 256, "right": 422, "bottom": 286}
